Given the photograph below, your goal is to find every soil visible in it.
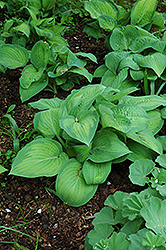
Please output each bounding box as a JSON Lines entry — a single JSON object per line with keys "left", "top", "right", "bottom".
{"left": 0, "top": 4, "right": 166, "bottom": 250}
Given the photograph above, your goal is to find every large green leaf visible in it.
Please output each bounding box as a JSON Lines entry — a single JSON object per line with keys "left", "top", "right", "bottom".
{"left": 129, "top": 159, "right": 155, "bottom": 186}
{"left": 29, "top": 98, "right": 63, "bottom": 110}
{"left": 69, "top": 67, "right": 93, "bottom": 82}
{"left": 131, "top": 0, "right": 157, "bottom": 27}
{"left": 119, "top": 95, "right": 166, "bottom": 111}
{"left": 67, "top": 51, "right": 86, "bottom": 68}
{"left": 104, "top": 191, "right": 129, "bottom": 210}
{"left": 98, "top": 14, "right": 117, "bottom": 31}
{"left": 110, "top": 28, "right": 129, "bottom": 51}
{"left": 127, "top": 129, "right": 163, "bottom": 154}
{"left": 9, "top": 138, "right": 68, "bottom": 177}
{"left": 84, "top": 1, "right": 117, "bottom": 19}
{"left": 140, "top": 197, "right": 166, "bottom": 238}
{"left": 20, "top": 74, "right": 48, "bottom": 102}
{"left": 30, "top": 40, "right": 50, "bottom": 69}
{"left": 83, "top": 159, "right": 112, "bottom": 185}
{"left": 34, "top": 107, "right": 67, "bottom": 138}
{"left": 156, "top": 154, "right": 166, "bottom": 169}
{"left": 60, "top": 110, "right": 99, "bottom": 146}
{"left": 129, "top": 36, "right": 161, "bottom": 53}
{"left": 13, "top": 22, "right": 30, "bottom": 37}
{"left": 134, "top": 52, "right": 166, "bottom": 77}
{"left": 0, "top": 44, "right": 29, "bottom": 69}
{"left": 75, "top": 51, "right": 98, "bottom": 64}
{"left": 146, "top": 110, "right": 164, "bottom": 135}
{"left": 111, "top": 104, "right": 150, "bottom": 132}
{"left": 99, "top": 105, "right": 132, "bottom": 133}
{"left": 20, "top": 64, "right": 43, "bottom": 89}
{"left": 55, "top": 158, "right": 98, "bottom": 207}
{"left": 89, "top": 129, "right": 131, "bottom": 163}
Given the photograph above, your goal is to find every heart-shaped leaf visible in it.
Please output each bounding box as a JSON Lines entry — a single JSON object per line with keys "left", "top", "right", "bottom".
{"left": 60, "top": 110, "right": 99, "bottom": 146}
{"left": 9, "top": 138, "right": 68, "bottom": 177}
{"left": 55, "top": 158, "right": 98, "bottom": 207}
{"left": 20, "top": 64, "right": 43, "bottom": 89}
{"left": 98, "top": 14, "right": 117, "bottom": 31}
{"left": 110, "top": 28, "right": 129, "bottom": 51}
{"left": 89, "top": 129, "right": 131, "bottom": 163}
{"left": 0, "top": 44, "right": 29, "bottom": 69}
{"left": 83, "top": 159, "right": 112, "bottom": 185}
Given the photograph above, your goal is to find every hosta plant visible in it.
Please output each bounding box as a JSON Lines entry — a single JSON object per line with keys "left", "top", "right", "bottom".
{"left": 0, "top": 40, "right": 97, "bottom": 101}
{"left": 6, "top": 84, "right": 166, "bottom": 207}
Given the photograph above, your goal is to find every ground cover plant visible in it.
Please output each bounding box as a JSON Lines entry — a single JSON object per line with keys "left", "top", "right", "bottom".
{"left": 0, "top": 0, "right": 166, "bottom": 249}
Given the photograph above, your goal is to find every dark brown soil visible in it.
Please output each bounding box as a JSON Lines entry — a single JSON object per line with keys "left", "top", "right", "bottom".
{"left": 0, "top": 6, "right": 165, "bottom": 249}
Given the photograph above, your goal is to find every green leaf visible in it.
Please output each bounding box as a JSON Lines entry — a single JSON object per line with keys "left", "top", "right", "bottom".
{"left": 84, "top": 1, "right": 117, "bottom": 19}
{"left": 55, "top": 158, "right": 98, "bottom": 207}
{"left": 110, "top": 28, "right": 129, "bottom": 51}
{"left": 20, "top": 64, "right": 43, "bottom": 89}
{"left": 30, "top": 40, "right": 50, "bottom": 69}
{"left": 142, "top": 231, "right": 166, "bottom": 248}
{"left": 129, "top": 159, "right": 155, "bottom": 186}
{"left": 104, "top": 191, "right": 129, "bottom": 210}
{"left": 99, "top": 105, "right": 132, "bottom": 133}
{"left": 83, "top": 159, "right": 112, "bottom": 185}
{"left": 69, "top": 67, "right": 93, "bottom": 82}
{"left": 131, "top": 0, "right": 157, "bottom": 27}
{"left": 156, "top": 154, "right": 166, "bottom": 169}
{"left": 0, "top": 165, "right": 8, "bottom": 174}
{"left": 93, "top": 64, "right": 107, "bottom": 77}
{"left": 118, "top": 54, "right": 140, "bottom": 71}
{"left": 9, "top": 138, "right": 68, "bottom": 177}
{"left": 98, "top": 14, "right": 117, "bottom": 31}
{"left": 75, "top": 52, "right": 98, "bottom": 64}
{"left": 140, "top": 197, "right": 166, "bottom": 238}
{"left": 119, "top": 95, "right": 166, "bottom": 111}
{"left": 146, "top": 110, "right": 164, "bottom": 135}
{"left": 34, "top": 107, "right": 66, "bottom": 138}
{"left": 127, "top": 129, "right": 163, "bottom": 154}
{"left": 0, "top": 44, "right": 29, "bottom": 69}
{"left": 89, "top": 129, "right": 131, "bottom": 163}
{"left": 72, "top": 144, "right": 91, "bottom": 163}
{"left": 120, "top": 218, "right": 144, "bottom": 236}
{"left": 129, "top": 36, "right": 160, "bottom": 53}
{"left": 129, "top": 228, "right": 149, "bottom": 250}
{"left": 29, "top": 98, "right": 62, "bottom": 110}
{"left": 60, "top": 110, "right": 99, "bottom": 146}
{"left": 13, "top": 22, "right": 30, "bottom": 37}
{"left": 134, "top": 52, "right": 166, "bottom": 77}
{"left": 67, "top": 51, "right": 86, "bottom": 68}
{"left": 3, "top": 114, "right": 19, "bottom": 134}
{"left": 111, "top": 104, "right": 150, "bottom": 132}
{"left": 20, "top": 74, "right": 48, "bottom": 102}
{"left": 42, "top": 0, "right": 55, "bottom": 11}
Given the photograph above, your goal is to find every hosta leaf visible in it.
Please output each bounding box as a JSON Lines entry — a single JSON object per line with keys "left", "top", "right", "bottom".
{"left": 156, "top": 154, "right": 166, "bottom": 168}
{"left": 99, "top": 105, "right": 132, "bottom": 133}
{"left": 134, "top": 52, "right": 166, "bottom": 77}
{"left": 0, "top": 165, "right": 7, "bottom": 174}
{"left": 119, "top": 95, "right": 166, "bottom": 111}
{"left": 131, "top": 0, "right": 157, "bottom": 27}
{"left": 111, "top": 104, "right": 149, "bottom": 132}
{"left": 98, "top": 14, "right": 117, "bottom": 31}
{"left": 0, "top": 44, "right": 29, "bottom": 69}
{"left": 34, "top": 107, "right": 67, "bottom": 138}
{"left": 93, "top": 64, "right": 107, "bottom": 77}
{"left": 84, "top": 1, "right": 117, "bottom": 19}
{"left": 67, "top": 51, "right": 86, "bottom": 68}
{"left": 69, "top": 67, "right": 93, "bottom": 82}
{"left": 140, "top": 197, "right": 166, "bottom": 238}
{"left": 60, "top": 110, "right": 99, "bottom": 146}
{"left": 9, "top": 138, "right": 68, "bottom": 177}
{"left": 130, "top": 69, "right": 144, "bottom": 80}
{"left": 105, "top": 87, "right": 138, "bottom": 102}
{"left": 34, "top": 26, "right": 55, "bottom": 39}
{"left": 20, "top": 64, "right": 43, "bottom": 89}
{"left": 42, "top": 0, "right": 55, "bottom": 11}
{"left": 83, "top": 159, "right": 112, "bottom": 185}
{"left": 105, "top": 51, "right": 129, "bottom": 75}
{"left": 20, "top": 74, "right": 48, "bottom": 102}
{"left": 129, "top": 228, "right": 149, "bottom": 250}
{"left": 127, "top": 129, "right": 163, "bottom": 154}
{"left": 110, "top": 28, "right": 129, "bottom": 51}
{"left": 129, "top": 36, "right": 162, "bottom": 53}
{"left": 29, "top": 98, "right": 63, "bottom": 110}
{"left": 72, "top": 144, "right": 91, "bottom": 163}
{"left": 146, "top": 110, "right": 164, "bottom": 135}
{"left": 30, "top": 40, "right": 50, "bottom": 69}
{"left": 129, "top": 159, "right": 155, "bottom": 186}
{"left": 89, "top": 129, "right": 131, "bottom": 163}
{"left": 75, "top": 52, "right": 98, "bottom": 64}
{"left": 55, "top": 158, "right": 98, "bottom": 207}
{"left": 118, "top": 55, "right": 140, "bottom": 71}
{"left": 13, "top": 22, "right": 30, "bottom": 37}
{"left": 63, "top": 84, "right": 105, "bottom": 114}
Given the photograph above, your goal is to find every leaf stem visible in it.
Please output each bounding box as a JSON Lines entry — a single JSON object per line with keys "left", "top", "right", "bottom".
{"left": 144, "top": 69, "right": 149, "bottom": 95}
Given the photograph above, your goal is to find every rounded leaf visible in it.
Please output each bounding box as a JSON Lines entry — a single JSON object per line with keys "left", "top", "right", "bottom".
{"left": 55, "top": 159, "right": 98, "bottom": 207}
